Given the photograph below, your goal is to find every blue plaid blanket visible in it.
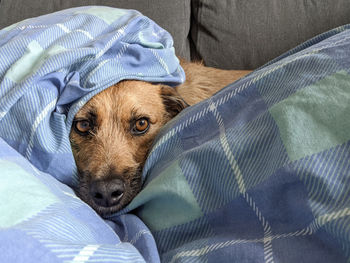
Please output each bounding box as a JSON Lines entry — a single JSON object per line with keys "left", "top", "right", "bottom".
{"left": 1, "top": 6, "right": 350, "bottom": 263}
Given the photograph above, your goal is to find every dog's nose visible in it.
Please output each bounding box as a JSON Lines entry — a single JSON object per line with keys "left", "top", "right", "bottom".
{"left": 90, "top": 178, "right": 125, "bottom": 207}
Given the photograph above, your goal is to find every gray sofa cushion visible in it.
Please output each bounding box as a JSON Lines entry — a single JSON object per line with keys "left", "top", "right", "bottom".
{"left": 0, "top": 0, "right": 191, "bottom": 60}
{"left": 2, "top": 0, "right": 350, "bottom": 69}
{"left": 191, "top": 0, "right": 350, "bottom": 69}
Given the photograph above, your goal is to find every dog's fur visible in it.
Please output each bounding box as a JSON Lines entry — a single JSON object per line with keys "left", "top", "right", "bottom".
{"left": 70, "top": 59, "right": 251, "bottom": 215}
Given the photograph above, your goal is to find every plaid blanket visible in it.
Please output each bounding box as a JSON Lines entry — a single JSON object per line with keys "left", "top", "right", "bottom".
{"left": 0, "top": 137, "right": 157, "bottom": 262}
{"left": 1, "top": 6, "right": 350, "bottom": 263}
{"left": 118, "top": 25, "right": 350, "bottom": 262}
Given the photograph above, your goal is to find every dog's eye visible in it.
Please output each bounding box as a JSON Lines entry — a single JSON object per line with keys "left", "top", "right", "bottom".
{"left": 132, "top": 118, "right": 150, "bottom": 135}
{"left": 74, "top": 120, "right": 92, "bottom": 135}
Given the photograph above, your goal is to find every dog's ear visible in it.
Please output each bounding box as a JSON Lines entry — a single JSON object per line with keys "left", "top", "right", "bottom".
{"left": 160, "top": 85, "right": 188, "bottom": 118}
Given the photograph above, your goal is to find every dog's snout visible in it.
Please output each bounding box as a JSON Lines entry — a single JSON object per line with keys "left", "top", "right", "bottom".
{"left": 90, "top": 178, "right": 125, "bottom": 207}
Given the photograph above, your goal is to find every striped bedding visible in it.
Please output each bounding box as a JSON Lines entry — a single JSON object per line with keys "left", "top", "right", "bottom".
{"left": 1, "top": 6, "right": 350, "bottom": 263}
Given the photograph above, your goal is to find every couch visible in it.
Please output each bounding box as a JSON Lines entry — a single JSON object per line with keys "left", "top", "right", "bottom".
{"left": 1, "top": 0, "right": 350, "bottom": 69}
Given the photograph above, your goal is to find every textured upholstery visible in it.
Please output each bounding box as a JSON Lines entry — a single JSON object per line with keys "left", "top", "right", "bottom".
{"left": 191, "top": 0, "right": 350, "bottom": 69}
{"left": 1, "top": 0, "right": 350, "bottom": 69}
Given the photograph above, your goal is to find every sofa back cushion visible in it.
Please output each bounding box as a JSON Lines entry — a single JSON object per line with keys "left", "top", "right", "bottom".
{"left": 2, "top": 0, "right": 350, "bottom": 69}
{"left": 191, "top": 0, "right": 350, "bottom": 69}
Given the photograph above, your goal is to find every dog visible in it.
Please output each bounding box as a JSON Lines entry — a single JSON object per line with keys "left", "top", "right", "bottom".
{"left": 70, "top": 59, "right": 251, "bottom": 215}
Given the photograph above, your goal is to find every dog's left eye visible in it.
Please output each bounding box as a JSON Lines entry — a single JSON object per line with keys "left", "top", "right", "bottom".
{"left": 74, "top": 120, "right": 92, "bottom": 135}
{"left": 132, "top": 118, "right": 150, "bottom": 135}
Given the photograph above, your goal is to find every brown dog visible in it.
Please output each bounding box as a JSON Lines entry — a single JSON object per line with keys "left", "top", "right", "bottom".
{"left": 70, "top": 59, "right": 251, "bottom": 215}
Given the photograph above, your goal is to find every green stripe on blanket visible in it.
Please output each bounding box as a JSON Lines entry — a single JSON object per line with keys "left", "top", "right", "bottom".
{"left": 270, "top": 70, "right": 350, "bottom": 161}
{"left": 134, "top": 161, "right": 203, "bottom": 231}
{"left": 0, "top": 160, "right": 58, "bottom": 228}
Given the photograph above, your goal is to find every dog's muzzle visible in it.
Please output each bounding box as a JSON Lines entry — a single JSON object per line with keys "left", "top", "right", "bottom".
{"left": 89, "top": 177, "right": 125, "bottom": 207}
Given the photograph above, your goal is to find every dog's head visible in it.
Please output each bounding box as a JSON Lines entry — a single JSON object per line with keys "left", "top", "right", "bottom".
{"left": 69, "top": 80, "right": 187, "bottom": 215}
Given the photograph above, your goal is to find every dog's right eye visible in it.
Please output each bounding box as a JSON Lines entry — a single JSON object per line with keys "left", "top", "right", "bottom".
{"left": 74, "top": 120, "right": 92, "bottom": 135}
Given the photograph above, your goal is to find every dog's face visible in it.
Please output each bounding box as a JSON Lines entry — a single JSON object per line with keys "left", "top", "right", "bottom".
{"left": 70, "top": 80, "right": 186, "bottom": 215}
